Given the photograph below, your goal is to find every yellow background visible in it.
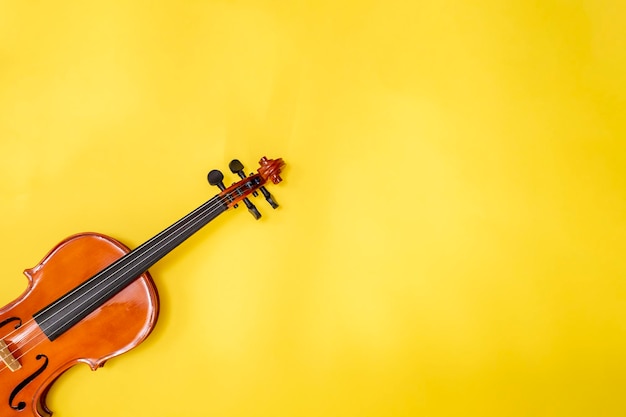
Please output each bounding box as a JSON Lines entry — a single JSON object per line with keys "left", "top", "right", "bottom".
{"left": 1, "top": 1, "right": 625, "bottom": 416}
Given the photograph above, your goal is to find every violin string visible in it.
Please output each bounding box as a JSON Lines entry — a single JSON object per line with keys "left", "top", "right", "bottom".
{"left": 2, "top": 193, "right": 211, "bottom": 346}
{"left": 6, "top": 172, "right": 271, "bottom": 373}
{"left": 0, "top": 187, "right": 244, "bottom": 371}
{"left": 40, "top": 194, "right": 226, "bottom": 320}
{"left": 0, "top": 330, "right": 47, "bottom": 375}
{"left": 38, "top": 193, "right": 233, "bottom": 333}
{"left": 2, "top": 171, "right": 272, "bottom": 375}
{"left": 13, "top": 194, "right": 226, "bottom": 340}
{"left": 0, "top": 320, "right": 45, "bottom": 374}
{"left": 0, "top": 193, "right": 226, "bottom": 343}
{"left": 0, "top": 192, "right": 230, "bottom": 374}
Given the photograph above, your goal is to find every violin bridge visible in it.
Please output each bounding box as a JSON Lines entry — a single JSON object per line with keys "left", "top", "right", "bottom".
{"left": 0, "top": 339, "right": 22, "bottom": 372}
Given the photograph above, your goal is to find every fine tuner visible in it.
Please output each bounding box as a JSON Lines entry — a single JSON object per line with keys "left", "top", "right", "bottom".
{"left": 208, "top": 158, "right": 281, "bottom": 220}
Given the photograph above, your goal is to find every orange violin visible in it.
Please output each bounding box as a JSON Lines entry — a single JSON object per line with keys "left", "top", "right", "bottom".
{"left": 0, "top": 156, "right": 285, "bottom": 417}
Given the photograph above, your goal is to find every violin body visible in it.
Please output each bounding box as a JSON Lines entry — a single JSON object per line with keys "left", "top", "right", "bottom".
{"left": 0, "top": 233, "right": 159, "bottom": 417}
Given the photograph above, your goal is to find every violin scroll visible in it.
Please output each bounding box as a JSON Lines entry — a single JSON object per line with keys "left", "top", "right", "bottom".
{"left": 258, "top": 156, "right": 285, "bottom": 184}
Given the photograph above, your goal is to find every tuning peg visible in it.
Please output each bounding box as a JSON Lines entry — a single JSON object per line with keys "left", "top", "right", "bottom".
{"left": 242, "top": 198, "right": 262, "bottom": 220}
{"left": 229, "top": 159, "right": 258, "bottom": 197}
{"left": 223, "top": 161, "right": 262, "bottom": 219}
{"left": 208, "top": 169, "right": 240, "bottom": 208}
{"left": 207, "top": 169, "right": 226, "bottom": 190}
{"left": 259, "top": 186, "right": 279, "bottom": 209}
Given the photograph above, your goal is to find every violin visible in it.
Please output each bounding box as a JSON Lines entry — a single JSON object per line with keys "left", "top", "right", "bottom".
{"left": 0, "top": 156, "right": 285, "bottom": 417}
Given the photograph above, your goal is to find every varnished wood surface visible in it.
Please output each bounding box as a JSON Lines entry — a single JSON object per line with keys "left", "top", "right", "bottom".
{"left": 0, "top": 233, "right": 159, "bottom": 417}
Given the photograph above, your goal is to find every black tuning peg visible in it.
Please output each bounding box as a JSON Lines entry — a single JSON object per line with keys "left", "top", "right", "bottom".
{"left": 223, "top": 160, "right": 262, "bottom": 220}
{"left": 207, "top": 169, "right": 226, "bottom": 191}
{"left": 241, "top": 198, "right": 261, "bottom": 220}
{"left": 260, "top": 186, "right": 279, "bottom": 209}
{"left": 229, "top": 159, "right": 258, "bottom": 197}
{"left": 229, "top": 159, "right": 279, "bottom": 209}
{"left": 208, "top": 169, "right": 240, "bottom": 209}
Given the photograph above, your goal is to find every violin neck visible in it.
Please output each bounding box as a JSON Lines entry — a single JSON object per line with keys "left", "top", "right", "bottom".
{"left": 122, "top": 195, "right": 228, "bottom": 274}
{"left": 34, "top": 195, "right": 229, "bottom": 341}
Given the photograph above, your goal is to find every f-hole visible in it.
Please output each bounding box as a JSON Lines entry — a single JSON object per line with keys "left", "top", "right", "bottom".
{"left": 0, "top": 317, "right": 22, "bottom": 330}
{"left": 9, "top": 354, "right": 49, "bottom": 411}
